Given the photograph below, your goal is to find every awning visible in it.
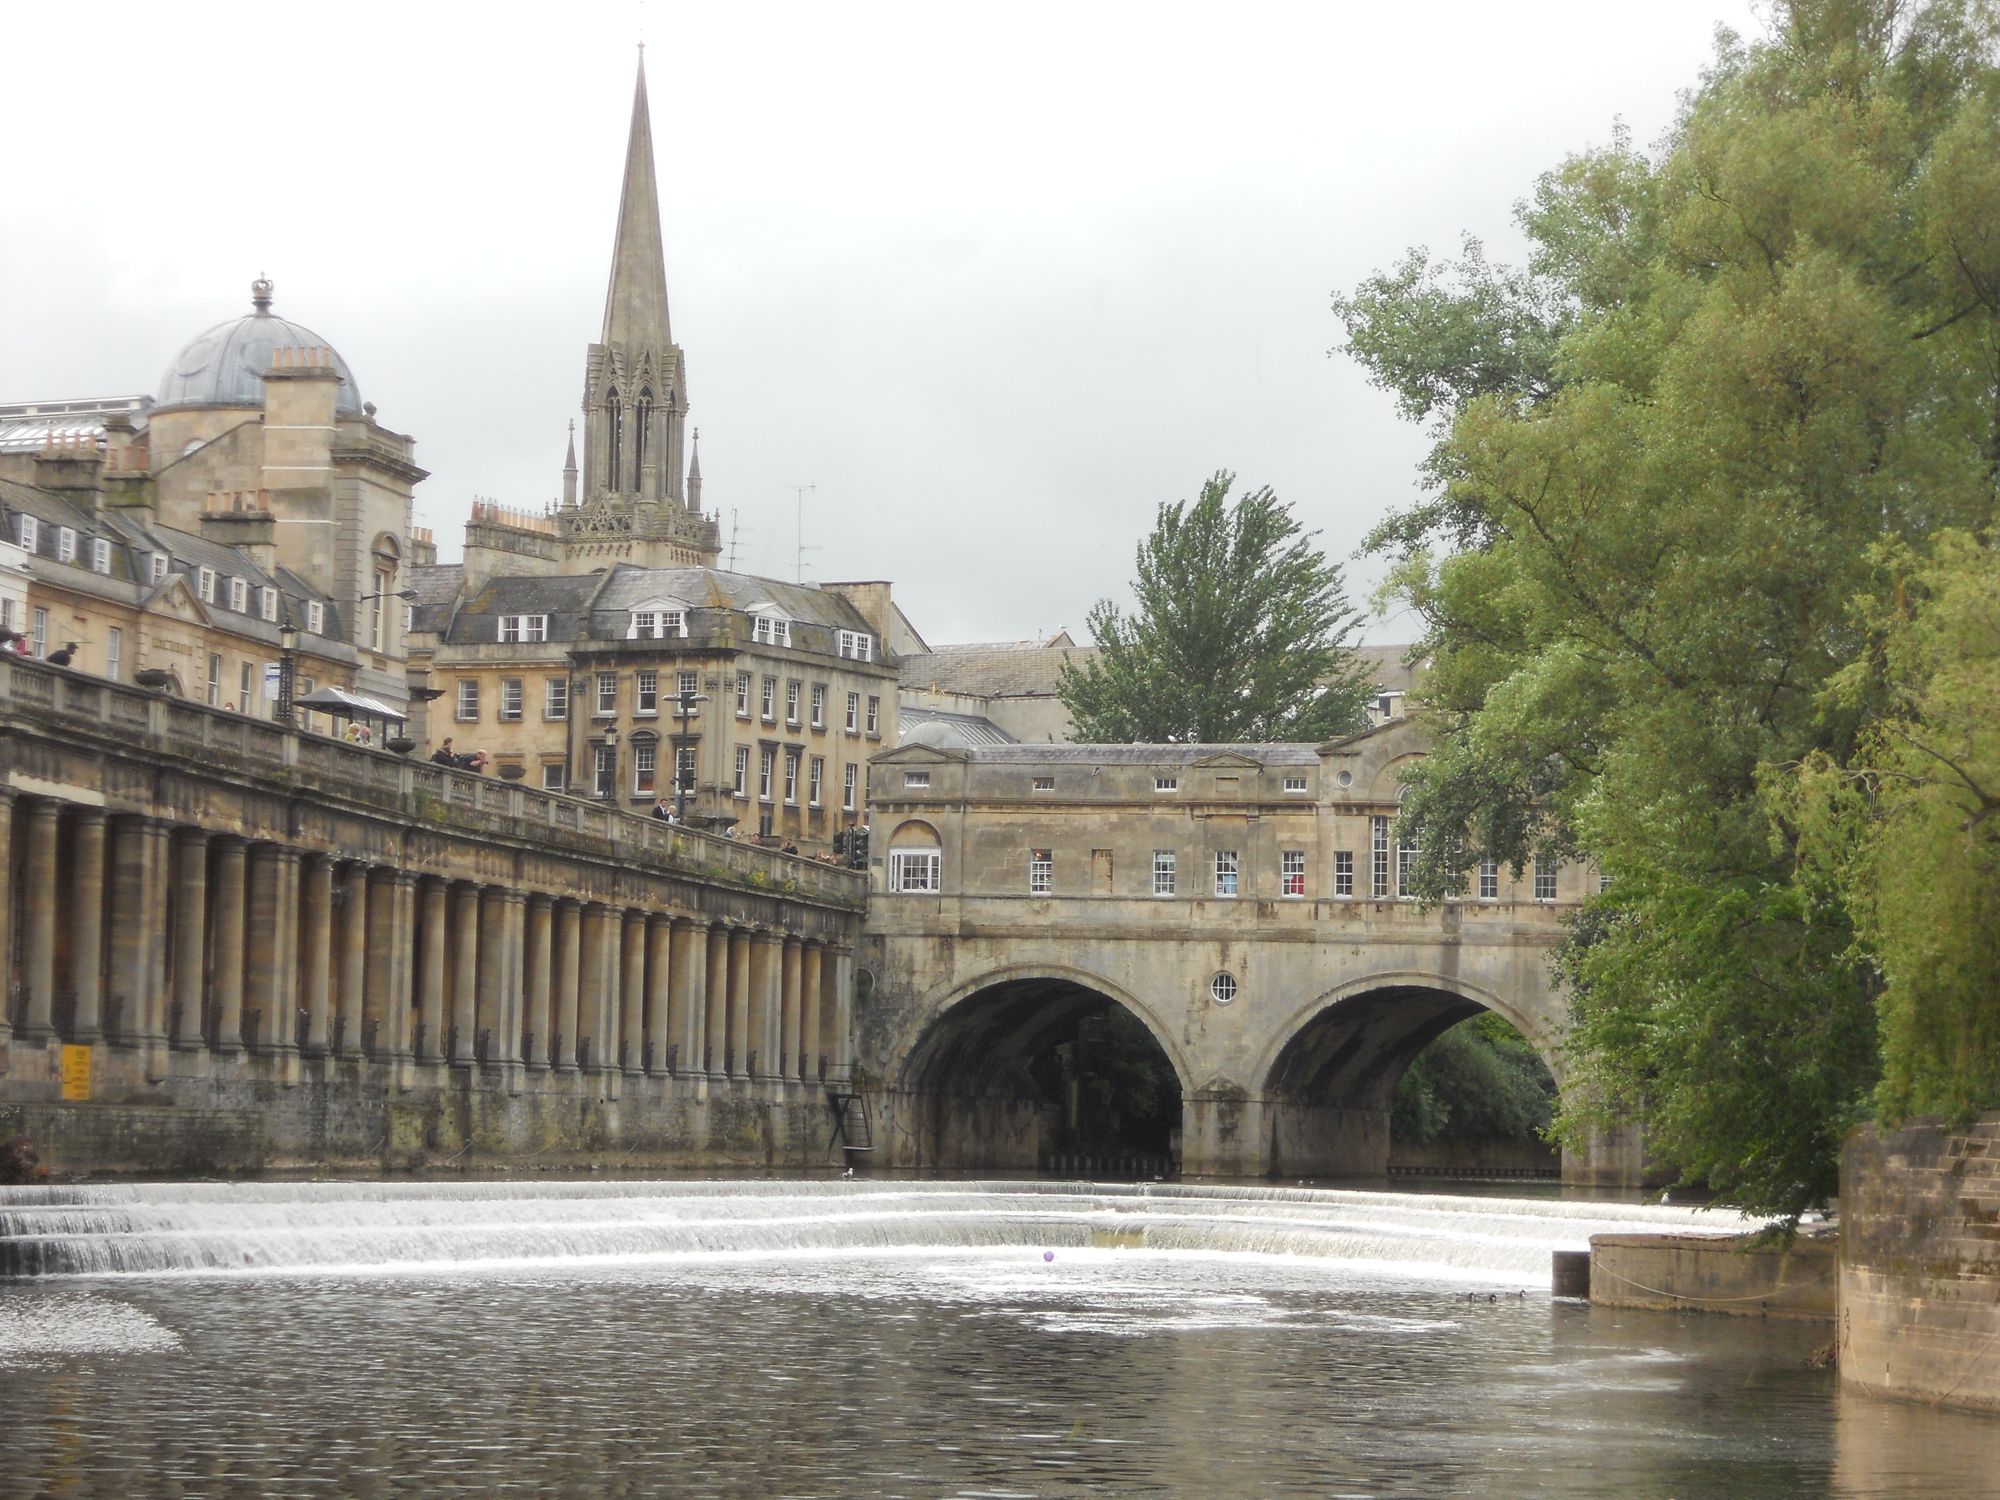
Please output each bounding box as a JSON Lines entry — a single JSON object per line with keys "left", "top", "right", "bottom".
{"left": 293, "top": 686, "right": 407, "bottom": 724}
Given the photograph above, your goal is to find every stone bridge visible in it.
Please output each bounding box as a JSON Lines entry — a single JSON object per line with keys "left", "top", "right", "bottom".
{"left": 854, "top": 724, "right": 1641, "bottom": 1187}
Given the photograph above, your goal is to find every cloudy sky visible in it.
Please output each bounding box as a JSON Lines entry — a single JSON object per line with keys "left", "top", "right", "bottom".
{"left": 1, "top": 0, "right": 1759, "bottom": 647}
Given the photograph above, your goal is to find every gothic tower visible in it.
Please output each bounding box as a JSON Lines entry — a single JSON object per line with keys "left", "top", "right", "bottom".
{"left": 565, "top": 50, "right": 720, "bottom": 568}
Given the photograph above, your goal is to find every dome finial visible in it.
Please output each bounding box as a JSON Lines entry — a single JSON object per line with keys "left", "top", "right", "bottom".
{"left": 250, "top": 275, "right": 274, "bottom": 313}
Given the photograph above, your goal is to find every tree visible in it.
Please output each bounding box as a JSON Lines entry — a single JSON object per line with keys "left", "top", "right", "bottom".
{"left": 1333, "top": 0, "right": 2000, "bottom": 1218}
{"left": 1057, "top": 472, "right": 1372, "bottom": 743}
{"left": 1391, "top": 1012, "right": 1557, "bottom": 1148}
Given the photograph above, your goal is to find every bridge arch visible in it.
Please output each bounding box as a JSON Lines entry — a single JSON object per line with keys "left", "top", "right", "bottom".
{"left": 1253, "top": 971, "right": 1564, "bottom": 1180}
{"left": 885, "top": 964, "right": 1191, "bottom": 1175}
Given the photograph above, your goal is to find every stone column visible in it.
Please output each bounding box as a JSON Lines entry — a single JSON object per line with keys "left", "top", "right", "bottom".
{"left": 415, "top": 877, "right": 447, "bottom": 1064}
{"left": 298, "top": 855, "right": 334, "bottom": 1057}
{"left": 801, "top": 941, "right": 824, "bottom": 1083}
{"left": 578, "top": 903, "right": 609, "bottom": 1075}
{"left": 334, "top": 864, "right": 369, "bottom": 1058}
{"left": 729, "top": 928, "right": 754, "bottom": 1080}
{"left": 210, "top": 840, "right": 247, "bottom": 1048}
{"left": 597, "top": 904, "right": 623, "bottom": 1088}
{"left": 749, "top": 931, "right": 782, "bottom": 1080}
{"left": 553, "top": 899, "right": 581, "bottom": 1072}
{"left": 0, "top": 790, "right": 11, "bottom": 1049}
{"left": 385, "top": 872, "right": 417, "bottom": 1063}
{"left": 780, "top": 936, "right": 803, "bottom": 1082}
{"left": 17, "top": 801, "right": 58, "bottom": 1041}
{"left": 169, "top": 830, "right": 208, "bottom": 1051}
{"left": 704, "top": 922, "right": 730, "bottom": 1078}
{"left": 68, "top": 808, "right": 107, "bottom": 1043}
{"left": 247, "top": 846, "right": 300, "bottom": 1056}
{"left": 620, "top": 911, "right": 647, "bottom": 1076}
{"left": 831, "top": 943, "right": 855, "bottom": 1071}
{"left": 496, "top": 889, "right": 525, "bottom": 1077}
{"left": 644, "top": 916, "right": 673, "bottom": 1075}
{"left": 107, "top": 815, "right": 167, "bottom": 1051}
{"left": 477, "top": 887, "right": 507, "bottom": 1065}
{"left": 449, "top": 883, "right": 479, "bottom": 1067}
{"left": 669, "top": 916, "right": 706, "bottom": 1078}
{"left": 523, "top": 894, "right": 553, "bottom": 1070}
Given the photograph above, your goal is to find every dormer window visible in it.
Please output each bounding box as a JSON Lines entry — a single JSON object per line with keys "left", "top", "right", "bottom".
{"left": 150, "top": 552, "right": 168, "bottom": 585}
{"left": 306, "top": 600, "right": 325, "bottom": 633}
{"left": 260, "top": 586, "right": 280, "bottom": 622}
{"left": 750, "top": 608, "right": 791, "bottom": 647}
{"left": 16, "top": 516, "right": 37, "bottom": 552}
{"left": 89, "top": 538, "right": 111, "bottom": 575}
{"left": 56, "top": 527, "right": 76, "bottom": 563}
{"left": 197, "top": 566, "right": 217, "bottom": 603}
{"left": 229, "top": 577, "right": 248, "bottom": 613}
{"left": 837, "top": 629, "right": 874, "bottom": 662}
{"left": 498, "top": 614, "right": 549, "bottom": 643}
{"left": 627, "top": 608, "right": 687, "bottom": 640}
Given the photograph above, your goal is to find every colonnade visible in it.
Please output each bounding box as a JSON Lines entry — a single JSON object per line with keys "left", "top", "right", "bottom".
{"left": 0, "top": 788, "right": 855, "bottom": 1090}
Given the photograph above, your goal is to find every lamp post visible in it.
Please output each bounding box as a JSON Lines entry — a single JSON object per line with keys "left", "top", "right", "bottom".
{"left": 276, "top": 619, "right": 299, "bottom": 727}
{"left": 671, "top": 688, "right": 710, "bottom": 824}
{"left": 599, "top": 724, "right": 620, "bottom": 801}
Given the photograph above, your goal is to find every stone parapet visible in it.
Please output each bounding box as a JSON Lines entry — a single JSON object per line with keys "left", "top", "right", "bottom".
{"left": 1590, "top": 1231, "right": 1835, "bottom": 1320}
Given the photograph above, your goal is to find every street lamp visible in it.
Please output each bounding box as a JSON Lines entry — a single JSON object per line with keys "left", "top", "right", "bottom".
{"left": 276, "top": 619, "right": 299, "bottom": 727}
{"left": 671, "top": 689, "right": 710, "bottom": 824}
{"left": 599, "top": 724, "right": 620, "bottom": 800}
{"left": 356, "top": 588, "right": 419, "bottom": 604}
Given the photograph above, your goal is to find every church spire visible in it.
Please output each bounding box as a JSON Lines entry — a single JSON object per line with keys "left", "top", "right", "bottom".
{"left": 561, "top": 420, "right": 578, "bottom": 507}
{"left": 687, "top": 427, "right": 702, "bottom": 512}
{"left": 601, "top": 50, "right": 670, "bottom": 349}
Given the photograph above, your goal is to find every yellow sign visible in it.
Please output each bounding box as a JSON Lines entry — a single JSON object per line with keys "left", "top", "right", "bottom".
{"left": 60, "top": 1044, "right": 91, "bottom": 1101}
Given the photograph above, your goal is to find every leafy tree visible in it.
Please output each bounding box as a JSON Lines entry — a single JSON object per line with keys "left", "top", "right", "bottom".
{"left": 1391, "top": 1013, "right": 1557, "bottom": 1147}
{"left": 1333, "top": 0, "right": 2000, "bottom": 1217}
{"left": 1058, "top": 472, "right": 1372, "bottom": 743}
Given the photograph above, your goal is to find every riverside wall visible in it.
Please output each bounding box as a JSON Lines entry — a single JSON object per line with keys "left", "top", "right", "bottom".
{"left": 1590, "top": 1232, "right": 1837, "bottom": 1320}
{"left": 1841, "top": 1112, "right": 2000, "bottom": 1412}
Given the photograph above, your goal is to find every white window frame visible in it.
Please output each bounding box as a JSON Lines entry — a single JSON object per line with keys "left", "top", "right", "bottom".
{"left": 198, "top": 566, "right": 217, "bottom": 603}
{"left": 1281, "top": 849, "right": 1307, "bottom": 898}
{"left": 260, "top": 586, "right": 279, "bottom": 622}
{"left": 105, "top": 626, "right": 122, "bottom": 682}
{"left": 456, "top": 679, "right": 480, "bottom": 721}
{"left": 17, "top": 516, "right": 37, "bottom": 552}
{"left": 810, "top": 684, "right": 826, "bottom": 729}
{"left": 634, "top": 742, "right": 657, "bottom": 796}
{"left": 904, "top": 770, "right": 931, "bottom": 790}
{"left": 836, "top": 629, "right": 874, "bottom": 662}
{"left": 809, "top": 756, "right": 824, "bottom": 807}
{"left": 31, "top": 608, "right": 47, "bottom": 658}
{"left": 759, "top": 748, "right": 775, "bottom": 801}
{"left": 89, "top": 537, "right": 111, "bottom": 575}
{"left": 751, "top": 612, "right": 791, "bottom": 647}
{"left": 545, "top": 677, "right": 569, "bottom": 720}
{"left": 734, "top": 746, "right": 750, "bottom": 798}
{"left": 735, "top": 673, "right": 751, "bottom": 717}
{"left": 865, "top": 696, "right": 880, "bottom": 735}
{"left": 1372, "top": 816, "right": 1391, "bottom": 899}
{"left": 498, "top": 614, "right": 549, "bottom": 644}
{"left": 842, "top": 763, "right": 857, "bottom": 812}
{"left": 785, "top": 680, "right": 801, "bottom": 726}
{"left": 595, "top": 672, "right": 618, "bottom": 716}
{"left": 784, "top": 750, "right": 800, "bottom": 804}
{"left": 229, "top": 577, "right": 248, "bottom": 613}
{"left": 1479, "top": 857, "right": 1500, "bottom": 901}
{"left": 1534, "top": 856, "right": 1558, "bottom": 902}
{"left": 206, "top": 651, "right": 221, "bottom": 705}
{"left": 845, "top": 692, "right": 860, "bottom": 733}
{"left": 500, "top": 678, "right": 524, "bottom": 721}
{"left": 150, "top": 552, "right": 168, "bottom": 585}
{"left": 635, "top": 670, "right": 659, "bottom": 716}
{"left": 1334, "top": 850, "right": 1354, "bottom": 899}
{"left": 761, "top": 677, "right": 777, "bottom": 722}
{"left": 306, "top": 600, "right": 324, "bottom": 634}
{"left": 1152, "top": 850, "right": 1176, "bottom": 897}
{"left": 1213, "top": 850, "right": 1240, "bottom": 898}
{"left": 890, "top": 849, "right": 941, "bottom": 893}
{"left": 1283, "top": 775, "right": 1308, "bottom": 793}
{"left": 1154, "top": 776, "right": 1178, "bottom": 793}
{"left": 56, "top": 527, "right": 75, "bottom": 563}
{"left": 627, "top": 608, "right": 687, "bottom": 640}
{"left": 1397, "top": 824, "right": 1420, "bottom": 900}
{"left": 676, "top": 671, "right": 700, "bottom": 711}
{"left": 1029, "top": 849, "right": 1053, "bottom": 895}
{"left": 1031, "top": 776, "right": 1054, "bottom": 792}
{"left": 542, "top": 763, "right": 566, "bottom": 793}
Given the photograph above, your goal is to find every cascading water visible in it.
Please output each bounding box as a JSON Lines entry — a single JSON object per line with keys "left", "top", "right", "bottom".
{"left": 0, "top": 1178, "right": 1760, "bottom": 1281}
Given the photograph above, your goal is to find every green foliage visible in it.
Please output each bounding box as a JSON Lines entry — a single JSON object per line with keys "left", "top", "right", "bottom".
{"left": 1391, "top": 1013, "right": 1557, "bottom": 1146}
{"left": 1334, "top": 0, "right": 2000, "bottom": 1217}
{"left": 1031, "top": 1005, "right": 1182, "bottom": 1153}
{"left": 1057, "top": 472, "right": 1372, "bottom": 743}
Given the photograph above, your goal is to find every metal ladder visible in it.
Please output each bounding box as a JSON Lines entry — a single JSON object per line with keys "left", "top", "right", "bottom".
{"left": 823, "top": 1068, "right": 875, "bottom": 1157}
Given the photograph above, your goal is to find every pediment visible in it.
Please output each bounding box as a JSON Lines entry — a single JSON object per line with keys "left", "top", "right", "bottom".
{"left": 143, "top": 575, "right": 209, "bottom": 625}
{"left": 1193, "top": 750, "right": 1262, "bottom": 770}
{"left": 871, "top": 742, "right": 968, "bottom": 765}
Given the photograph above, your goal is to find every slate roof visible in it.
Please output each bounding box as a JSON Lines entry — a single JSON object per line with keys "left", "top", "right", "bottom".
{"left": 952, "top": 743, "right": 1323, "bottom": 766}
{"left": 898, "top": 637, "right": 1095, "bottom": 697}
{"left": 898, "top": 707, "right": 1016, "bottom": 748}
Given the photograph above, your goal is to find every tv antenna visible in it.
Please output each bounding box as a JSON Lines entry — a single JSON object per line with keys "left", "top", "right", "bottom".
{"left": 727, "top": 507, "right": 746, "bottom": 572}
{"left": 790, "top": 484, "right": 818, "bottom": 583}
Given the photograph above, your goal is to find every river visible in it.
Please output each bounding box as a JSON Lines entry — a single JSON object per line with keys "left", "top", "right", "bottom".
{"left": 1, "top": 1179, "right": 1994, "bottom": 1496}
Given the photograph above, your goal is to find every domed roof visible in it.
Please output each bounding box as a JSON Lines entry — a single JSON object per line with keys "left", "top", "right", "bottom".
{"left": 155, "top": 278, "right": 363, "bottom": 418}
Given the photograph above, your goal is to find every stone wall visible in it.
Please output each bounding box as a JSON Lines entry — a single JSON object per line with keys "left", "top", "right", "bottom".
{"left": 1591, "top": 1232, "right": 1837, "bottom": 1320}
{"left": 1841, "top": 1112, "right": 2000, "bottom": 1412}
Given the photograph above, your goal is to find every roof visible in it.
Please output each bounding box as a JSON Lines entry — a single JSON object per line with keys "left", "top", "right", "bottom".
{"left": 155, "top": 280, "right": 362, "bottom": 418}
{"left": 951, "top": 743, "right": 1323, "bottom": 767}
{"left": 0, "top": 396, "right": 151, "bottom": 454}
{"left": 899, "top": 636, "right": 1095, "bottom": 697}
{"left": 899, "top": 707, "right": 1016, "bottom": 748}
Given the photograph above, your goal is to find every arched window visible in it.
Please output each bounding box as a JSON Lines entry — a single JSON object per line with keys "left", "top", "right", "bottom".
{"left": 634, "top": 387, "right": 653, "bottom": 490}
{"left": 888, "top": 820, "right": 942, "bottom": 893}
{"left": 606, "top": 390, "right": 623, "bottom": 488}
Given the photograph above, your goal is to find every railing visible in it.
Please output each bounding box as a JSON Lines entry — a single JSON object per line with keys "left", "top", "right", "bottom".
{"left": 0, "top": 656, "right": 867, "bottom": 910}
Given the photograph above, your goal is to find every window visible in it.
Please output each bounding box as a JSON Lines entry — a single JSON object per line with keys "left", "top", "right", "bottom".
{"left": 785, "top": 680, "right": 801, "bottom": 725}
{"left": 206, "top": 652, "right": 222, "bottom": 706}
{"left": 17, "top": 516, "right": 37, "bottom": 552}
{"left": 1372, "top": 816, "right": 1391, "bottom": 899}
{"left": 56, "top": 527, "right": 76, "bottom": 564}
{"left": 198, "top": 566, "right": 217, "bottom": 602}
{"left": 1281, "top": 850, "right": 1307, "bottom": 898}
{"left": 228, "top": 577, "right": 248, "bottom": 613}
{"left": 759, "top": 748, "right": 775, "bottom": 801}
{"left": 1210, "top": 972, "right": 1238, "bottom": 1005}
{"left": 372, "top": 569, "right": 392, "bottom": 652}
{"left": 784, "top": 750, "right": 800, "bottom": 804}
{"left": 837, "top": 629, "right": 873, "bottom": 662}
{"left": 542, "top": 763, "right": 566, "bottom": 792}
{"left": 761, "top": 677, "right": 776, "bottom": 721}
{"left": 498, "top": 614, "right": 548, "bottom": 643}
{"left": 676, "top": 745, "right": 696, "bottom": 794}
{"left": 1213, "top": 850, "right": 1239, "bottom": 898}
{"left": 845, "top": 692, "right": 860, "bottom": 733}
{"left": 865, "top": 696, "right": 880, "bottom": 735}
{"left": 904, "top": 770, "right": 931, "bottom": 789}
{"left": 150, "top": 552, "right": 168, "bottom": 585}
{"left": 1397, "top": 822, "right": 1419, "bottom": 900}
{"left": 1334, "top": 850, "right": 1354, "bottom": 898}
{"left": 843, "top": 763, "right": 857, "bottom": 812}
{"left": 105, "top": 627, "right": 121, "bottom": 682}
{"left": 545, "top": 677, "right": 569, "bottom": 720}
{"left": 635, "top": 670, "right": 659, "bottom": 715}
{"left": 1152, "top": 850, "right": 1177, "bottom": 896}
{"left": 239, "top": 661, "right": 252, "bottom": 709}
{"left": 627, "top": 608, "right": 686, "bottom": 639}
{"left": 1155, "top": 776, "right": 1178, "bottom": 793}
{"left": 676, "top": 671, "right": 699, "bottom": 710}
{"left": 751, "top": 612, "right": 790, "bottom": 647}
{"left": 593, "top": 744, "right": 616, "bottom": 798}
{"left": 1479, "top": 857, "right": 1499, "bottom": 901}
{"left": 634, "top": 743, "right": 657, "bottom": 795}
{"left": 89, "top": 538, "right": 111, "bottom": 575}
{"left": 456, "top": 680, "right": 480, "bottom": 721}
{"left": 595, "top": 673, "right": 617, "bottom": 716}
{"left": 1031, "top": 776, "right": 1054, "bottom": 792}
{"left": 1283, "top": 775, "right": 1308, "bottom": 793}
{"left": 810, "top": 684, "right": 825, "bottom": 729}
{"left": 31, "top": 608, "right": 47, "bottom": 658}
{"left": 1535, "top": 856, "right": 1557, "bottom": 902}
{"left": 809, "top": 756, "right": 824, "bottom": 806}
{"left": 260, "top": 586, "right": 279, "bottom": 622}
{"left": 500, "top": 679, "right": 524, "bottom": 721}
{"left": 890, "top": 848, "right": 941, "bottom": 892}
{"left": 734, "top": 747, "right": 750, "bottom": 798}
{"left": 1029, "top": 849, "right": 1052, "bottom": 895}
{"left": 735, "top": 673, "right": 751, "bottom": 716}
{"left": 306, "top": 600, "right": 324, "bottom": 633}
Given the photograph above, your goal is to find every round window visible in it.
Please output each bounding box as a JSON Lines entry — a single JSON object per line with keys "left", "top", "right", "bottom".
{"left": 1335, "top": 770, "right": 1353, "bottom": 788}
{"left": 1209, "top": 972, "right": 1238, "bottom": 1005}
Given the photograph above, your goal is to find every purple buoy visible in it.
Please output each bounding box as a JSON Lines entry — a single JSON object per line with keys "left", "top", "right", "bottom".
{"left": 1043, "top": 1250, "right": 1055, "bottom": 1262}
